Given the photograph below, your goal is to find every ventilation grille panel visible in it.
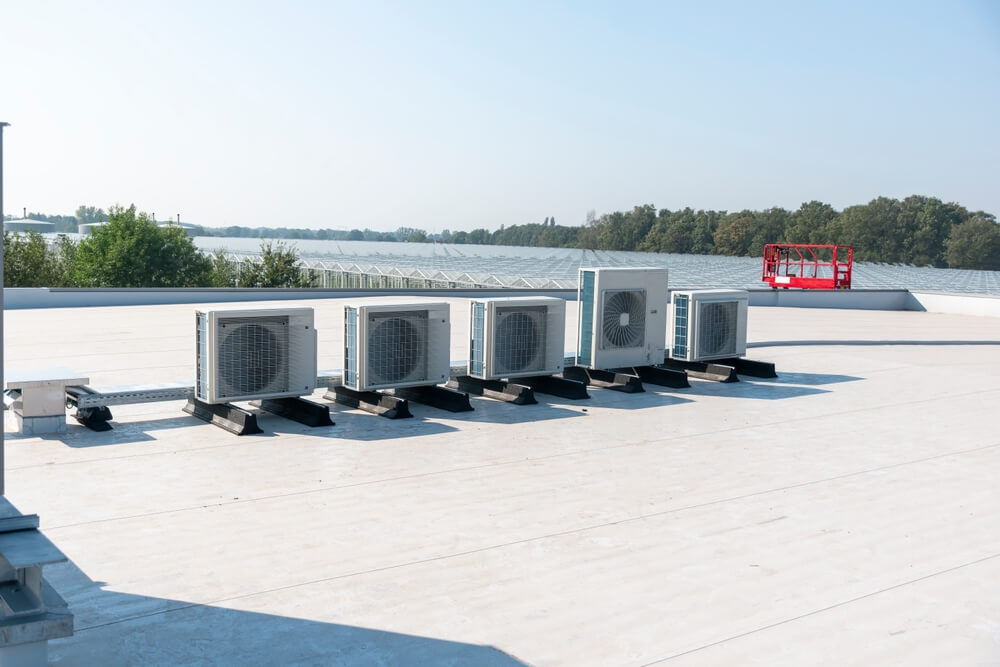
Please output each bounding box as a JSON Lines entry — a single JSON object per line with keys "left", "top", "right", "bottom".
{"left": 601, "top": 289, "right": 646, "bottom": 349}
{"left": 215, "top": 316, "right": 290, "bottom": 397}
{"left": 493, "top": 306, "right": 546, "bottom": 375}
{"left": 697, "top": 301, "right": 738, "bottom": 357}
{"left": 366, "top": 311, "right": 429, "bottom": 385}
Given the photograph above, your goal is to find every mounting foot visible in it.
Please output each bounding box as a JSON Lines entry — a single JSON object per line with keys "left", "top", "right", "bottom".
{"left": 659, "top": 359, "right": 739, "bottom": 383}
{"left": 715, "top": 357, "right": 778, "bottom": 378}
{"left": 183, "top": 398, "right": 263, "bottom": 435}
{"left": 626, "top": 365, "right": 690, "bottom": 389}
{"left": 326, "top": 386, "right": 412, "bottom": 419}
{"left": 447, "top": 376, "right": 537, "bottom": 405}
{"left": 562, "top": 366, "right": 644, "bottom": 393}
{"left": 392, "top": 385, "right": 474, "bottom": 412}
{"left": 520, "top": 374, "right": 591, "bottom": 400}
{"left": 251, "top": 396, "right": 334, "bottom": 427}
{"left": 73, "top": 405, "right": 113, "bottom": 432}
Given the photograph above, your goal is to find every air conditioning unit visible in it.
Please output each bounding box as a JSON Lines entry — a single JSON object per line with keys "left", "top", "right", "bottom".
{"left": 343, "top": 302, "right": 451, "bottom": 391}
{"left": 577, "top": 267, "right": 668, "bottom": 369}
{"left": 468, "top": 297, "right": 566, "bottom": 380}
{"left": 195, "top": 307, "right": 317, "bottom": 404}
{"left": 669, "top": 289, "right": 748, "bottom": 361}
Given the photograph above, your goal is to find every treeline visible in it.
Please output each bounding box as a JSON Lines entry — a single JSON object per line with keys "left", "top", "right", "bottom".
{"left": 4, "top": 205, "right": 316, "bottom": 288}
{"left": 447, "top": 197, "right": 999, "bottom": 270}
{"left": 11, "top": 195, "right": 1000, "bottom": 271}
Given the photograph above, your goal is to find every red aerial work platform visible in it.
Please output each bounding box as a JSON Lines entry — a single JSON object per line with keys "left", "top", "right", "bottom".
{"left": 762, "top": 244, "right": 853, "bottom": 289}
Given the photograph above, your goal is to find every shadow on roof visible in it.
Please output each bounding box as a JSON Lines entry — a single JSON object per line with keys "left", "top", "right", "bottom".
{"left": 760, "top": 372, "right": 863, "bottom": 386}
{"left": 749, "top": 339, "right": 1000, "bottom": 348}
{"left": 680, "top": 380, "right": 833, "bottom": 401}
{"left": 46, "top": 561, "right": 527, "bottom": 666}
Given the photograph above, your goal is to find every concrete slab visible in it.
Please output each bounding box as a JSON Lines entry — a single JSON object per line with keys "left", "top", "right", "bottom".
{"left": 3, "top": 298, "right": 999, "bottom": 665}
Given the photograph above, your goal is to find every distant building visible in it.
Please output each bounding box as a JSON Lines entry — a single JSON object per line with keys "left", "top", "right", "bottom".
{"left": 158, "top": 221, "right": 197, "bottom": 237}
{"left": 78, "top": 222, "right": 108, "bottom": 235}
{"left": 5, "top": 218, "right": 55, "bottom": 233}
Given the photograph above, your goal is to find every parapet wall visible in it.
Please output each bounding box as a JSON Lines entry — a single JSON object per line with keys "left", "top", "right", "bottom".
{"left": 4, "top": 287, "right": 999, "bottom": 317}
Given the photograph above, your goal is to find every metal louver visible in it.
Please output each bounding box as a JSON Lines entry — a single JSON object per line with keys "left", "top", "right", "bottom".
{"left": 601, "top": 290, "right": 646, "bottom": 349}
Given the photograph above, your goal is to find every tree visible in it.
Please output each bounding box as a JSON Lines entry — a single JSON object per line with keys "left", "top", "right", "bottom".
{"left": 345, "top": 229, "right": 365, "bottom": 241}
{"left": 713, "top": 212, "right": 756, "bottom": 256}
{"left": 237, "top": 241, "right": 314, "bottom": 287}
{"left": 71, "top": 204, "right": 213, "bottom": 287}
{"left": 3, "top": 231, "right": 77, "bottom": 286}
{"left": 75, "top": 205, "right": 106, "bottom": 224}
{"left": 944, "top": 216, "right": 1000, "bottom": 270}
{"left": 784, "top": 201, "right": 837, "bottom": 244}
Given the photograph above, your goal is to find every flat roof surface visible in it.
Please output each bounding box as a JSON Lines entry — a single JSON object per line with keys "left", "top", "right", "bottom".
{"left": 4, "top": 298, "right": 1000, "bottom": 665}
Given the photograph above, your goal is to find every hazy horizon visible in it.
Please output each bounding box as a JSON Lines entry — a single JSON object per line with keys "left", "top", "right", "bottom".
{"left": 4, "top": 1, "right": 999, "bottom": 232}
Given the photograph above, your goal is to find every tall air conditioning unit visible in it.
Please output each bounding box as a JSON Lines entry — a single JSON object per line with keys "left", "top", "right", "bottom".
{"left": 577, "top": 267, "right": 668, "bottom": 369}
{"left": 669, "top": 289, "right": 748, "bottom": 361}
{"left": 195, "top": 307, "right": 317, "bottom": 403}
{"left": 468, "top": 297, "right": 566, "bottom": 380}
{"left": 343, "top": 302, "right": 451, "bottom": 391}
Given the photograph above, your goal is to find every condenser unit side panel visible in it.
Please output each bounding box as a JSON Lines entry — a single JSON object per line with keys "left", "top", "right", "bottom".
{"left": 424, "top": 306, "right": 452, "bottom": 386}
{"left": 285, "top": 311, "right": 317, "bottom": 395}
{"left": 544, "top": 300, "right": 566, "bottom": 374}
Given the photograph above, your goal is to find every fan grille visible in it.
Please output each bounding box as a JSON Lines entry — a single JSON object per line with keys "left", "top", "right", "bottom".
{"left": 216, "top": 316, "right": 289, "bottom": 397}
{"left": 493, "top": 307, "right": 545, "bottom": 374}
{"left": 367, "top": 311, "right": 428, "bottom": 385}
{"left": 697, "top": 301, "right": 737, "bottom": 357}
{"left": 601, "top": 289, "right": 646, "bottom": 349}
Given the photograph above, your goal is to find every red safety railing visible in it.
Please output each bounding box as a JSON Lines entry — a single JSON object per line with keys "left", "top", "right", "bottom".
{"left": 762, "top": 244, "right": 853, "bottom": 289}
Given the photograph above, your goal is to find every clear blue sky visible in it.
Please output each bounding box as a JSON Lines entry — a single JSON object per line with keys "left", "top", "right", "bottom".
{"left": 3, "top": 1, "right": 998, "bottom": 232}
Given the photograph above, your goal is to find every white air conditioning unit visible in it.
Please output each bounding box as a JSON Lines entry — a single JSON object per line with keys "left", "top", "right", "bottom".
{"left": 577, "top": 267, "right": 669, "bottom": 369}
{"left": 669, "top": 289, "right": 748, "bottom": 361}
{"left": 468, "top": 296, "right": 566, "bottom": 380}
{"left": 195, "top": 307, "right": 317, "bottom": 404}
{"left": 343, "top": 302, "right": 451, "bottom": 391}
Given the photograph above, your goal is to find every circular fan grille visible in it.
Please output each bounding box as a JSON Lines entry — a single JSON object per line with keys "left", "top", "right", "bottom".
{"left": 698, "top": 301, "right": 736, "bottom": 356}
{"left": 602, "top": 290, "right": 646, "bottom": 349}
{"left": 494, "top": 311, "right": 541, "bottom": 372}
{"left": 367, "top": 316, "right": 425, "bottom": 384}
{"left": 218, "top": 323, "right": 284, "bottom": 395}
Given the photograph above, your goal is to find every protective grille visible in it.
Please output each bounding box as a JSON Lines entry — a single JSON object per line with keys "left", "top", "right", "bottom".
{"left": 672, "top": 294, "right": 689, "bottom": 358}
{"left": 601, "top": 289, "right": 646, "bottom": 349}
{"left": 578, "top": 270, "right": 595, "bottom": 366}
{"left": 470, "top": 302, "right": 486, "bottom": 376}
{"left": 366, "top": 311, "right": 428, "bottom": 385}
{"left": 493, "top": 306, "right": 545, "bottom": 374}
{"left": 697, "top": 301, "right": 737, "bottom": 357}
{"left": 215, "top": 316, "right": 289, "bottom": 397}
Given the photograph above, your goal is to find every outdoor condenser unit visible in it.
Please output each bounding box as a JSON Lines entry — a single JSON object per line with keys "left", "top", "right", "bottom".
{"left": 669, "top": 289, "right": 749, "bottom": 361}
{"left": 343, "top": 302, "right": 451, "bottom": 391}
{"left": 468, "top": 296, "right": 566, "bottom": 380}
{"left": 577, "top": 267, "right": 669, "bottom": 369}
{"left": 195, "top": 307, "right": 317, "bottom": 404}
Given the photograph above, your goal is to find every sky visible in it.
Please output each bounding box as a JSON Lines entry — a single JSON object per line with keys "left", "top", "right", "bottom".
{"left": 2, "top": 1, "right": 999, "bottom": 233}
